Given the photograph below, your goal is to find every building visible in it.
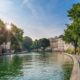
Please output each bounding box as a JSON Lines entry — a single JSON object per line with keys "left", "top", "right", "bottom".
{"left": 49, "top": 37, "right": 74, "bottom": 52}
{"left": 0, "top": 42, "right": 11, "bottom": 54}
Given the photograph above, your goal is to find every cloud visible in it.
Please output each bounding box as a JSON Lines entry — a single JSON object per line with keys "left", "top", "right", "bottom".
{"left": 22, "top": 0, "right": 41, "bottom": 17}
{"left": 20, "top": 0, "right": 65, "bottom": 39}
{"left": 0, "top": 0, "right": 71, "bottom": 40}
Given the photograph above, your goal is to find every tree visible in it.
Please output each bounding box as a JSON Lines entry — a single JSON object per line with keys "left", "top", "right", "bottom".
{"left": 0, "top": 19, "right": 24, "bottom": 52}
{"left": 63, "top": 3, "right": 80, "bottom": 54}
{"left": 10, "top": 24, "right": 23, "bottom": 52}
{"left": 39, "top": 38, "right": 50, "bottom": 51}
{"left": 59, "top": 35, "right": 64, "bottom": 38}
{"left": 31, "top": 38, "right": 50, "bottom": 52}
{"left": 0, "top": 20, "right": 7, "bottom": 45}
{"left": 31, "top": 39, "right": 40, "bottom": 51}
{"left": 68, "top": 3, "right": 80, "bottom": 39}
{"left": 22, "top": 36, "right": 32, "bottom": 51}
{"left": 68, "top": 3, "right": 80, "bottom": 22}
{"left": 63, "top": 23, "right": 79, "bottom": 54}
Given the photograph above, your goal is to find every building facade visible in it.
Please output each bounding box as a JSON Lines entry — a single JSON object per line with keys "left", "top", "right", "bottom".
{"left": 49, "top": 37, "right": 73, "bottom": 52}
{"left": 0, "top": 42, "right": 11, "bottom": 54}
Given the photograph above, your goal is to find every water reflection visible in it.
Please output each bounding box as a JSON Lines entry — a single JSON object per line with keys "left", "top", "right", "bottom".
{"left": 62, "top": 63, "right": 73, "bottom": 80}
{"left": 0, "top": 55, "right": 23, "bottom": 80}
{"left": 0, "top": 52, "right": 73, "bottom": 80}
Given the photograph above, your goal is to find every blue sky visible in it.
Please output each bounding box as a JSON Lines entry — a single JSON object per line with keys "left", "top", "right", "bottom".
{"left": 0, "top": 0, "right": 80, "bottom": 40}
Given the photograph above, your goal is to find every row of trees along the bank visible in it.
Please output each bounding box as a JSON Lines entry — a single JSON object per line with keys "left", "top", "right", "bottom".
{"left": 22, "top": 36, "right": 33, "bottom": 52}
{"left": 0, "top": 19, "right": 23, "bottom": 52}
{"left": 0, "top": 19, "right": 50, "bottom": 52}
{"left": 22, "top": 37, "right": 50, "bottom": 52}
{"left": 31, "top": 38, "right": 50, "bottom": 52}
{"left": 63, "top": 3, "right": 80, "bottom": 54}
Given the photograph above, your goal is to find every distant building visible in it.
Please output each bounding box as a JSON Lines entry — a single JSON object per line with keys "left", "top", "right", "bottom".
{"left": 1, "top": 42, "right": 11, "bottom": 50}
{"left": 49, "top": 37, "right": 74, "bottom": 52}
{"left": 0, "top": 42, "right": 11, "bottom": 54}
{"left": 5, "top": 42, "right": 11, "bottom": 50}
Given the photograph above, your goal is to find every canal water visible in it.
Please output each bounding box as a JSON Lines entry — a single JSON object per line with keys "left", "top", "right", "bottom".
{"left": 0, "top": 52, "right": 73, "bottom": 80}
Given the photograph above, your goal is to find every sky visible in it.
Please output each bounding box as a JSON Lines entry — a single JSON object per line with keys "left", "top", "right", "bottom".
{"left": 0, "top": 0, "right": 80, "bottom": 40}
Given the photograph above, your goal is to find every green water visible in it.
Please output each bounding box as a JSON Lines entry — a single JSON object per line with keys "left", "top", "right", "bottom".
{"left": 0, "top": 52, "right": 73, "bottom": 80}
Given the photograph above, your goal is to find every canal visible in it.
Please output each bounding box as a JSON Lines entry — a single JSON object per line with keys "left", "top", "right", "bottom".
{"left": 0, "top": 52, "right": 73, "bottom": 80}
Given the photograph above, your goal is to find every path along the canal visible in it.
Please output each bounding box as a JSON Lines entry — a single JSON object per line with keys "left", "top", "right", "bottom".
{"left": 63, "top": 53, "right": 80, "bottom": 80}
{"left": 74, "top": 55, "right": 80, "bottom": 80}
{"left": 66, "top": 53, "right": 80, "bottom": 80}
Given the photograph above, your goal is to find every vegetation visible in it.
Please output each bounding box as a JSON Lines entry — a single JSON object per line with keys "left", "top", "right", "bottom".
{"left": 0, "top": 19, "right": 50, "bottom": 53}
{"left": 32, "top": 38, "right": 50, "bottom": 52}
{"left": 0, "top": 20, "right": 7, "bottom": 45}
{"left": 66, "top": 48, "right": 74, "bottom": 54}
{"left": 63, "top": 3, "right": 80, "bottom": 54}
{"left": 22, "top": 36, "right": 32, "bottom": 51}
{"left": 31, "top": 39, "right": 40, "bottom": 51}
{"left": 10, "top": 24, "right": 23, "bottom": 52}
{"left": 39, "top": 38, "right": 50, "bottom": 51}
{"left": 0, "top": 19, "right": 23, "bottom": 52}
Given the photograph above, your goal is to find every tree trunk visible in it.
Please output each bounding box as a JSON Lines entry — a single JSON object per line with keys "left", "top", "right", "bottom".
{"left": 74, "top": 41, "right": 77, "bottom": 54}
{"left": 74, "top": 46, "right": 77, "bottom": 54}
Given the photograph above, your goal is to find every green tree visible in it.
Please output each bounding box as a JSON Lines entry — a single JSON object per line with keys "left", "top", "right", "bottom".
{"left": 22, "top": 36, "right": 32, "bottom": 51}
{"left": 32, "top": 39, "right": 40, "bottom": 51}
{"left": 68, "top": 3, "right": 80, "bottom": 21}
{"left": 0, "top": 19, "right": 7, "bottom": 45}
{"left": 0, "top": 19, "right": 24, "bottom": 52}
{"left": 63, "top": 3, "right": 80, "bottom": 54}
{"left": 32, "top": 38, "right": 50, "bottom": 52}
{"left": 39, "top": 38, "right": 50, "bottom": 51}
{"left": 10, "top": 24, "right": 23, "bottom": 52}
{"left": 68, "top": 3, "right": 80, "bottom": 40}
{"left": 63, "top": 23, "right": 79, "bottom": 54}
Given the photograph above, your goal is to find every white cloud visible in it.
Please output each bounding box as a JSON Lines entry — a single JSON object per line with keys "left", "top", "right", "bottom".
{"left": 22, "top": 0, "right": 40, "bottom": 17}
{"left": 0, "top": 0, "right": 65, "bottom": 40}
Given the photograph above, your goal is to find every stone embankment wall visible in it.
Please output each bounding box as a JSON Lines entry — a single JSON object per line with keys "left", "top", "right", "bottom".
{"left": 65, "top": 53, "right": 80, "bottom": 80}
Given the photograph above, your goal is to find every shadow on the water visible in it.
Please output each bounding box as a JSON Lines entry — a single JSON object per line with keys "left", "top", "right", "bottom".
{"left": 62, "top": 61, "right": 73, "bottom": 80}
{"left": 0, "top": 55, "right": 23, "bottom": 79}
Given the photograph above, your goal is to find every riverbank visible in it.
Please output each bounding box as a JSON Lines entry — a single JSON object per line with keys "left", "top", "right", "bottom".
{"left": 0, "top": 51, "right": 79, "bottom": 80}
{"left": 64, "top": 53, "right": 80, "bottom": 80}
{"left": 0, "top": 52, "right": 73, "bottom": 80}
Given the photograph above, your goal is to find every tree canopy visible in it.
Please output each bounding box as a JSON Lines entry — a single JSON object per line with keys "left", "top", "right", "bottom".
{"left": 39, "top": 38, "right": 50, "bottom": 51}
{"left": 0, "top": 19, "right": 24, "bottom": 52}
{"left": 63, "top": 3, "right": 80, "bottom": 54}
{"left": 0, "top": 20, "right": 7, "bottom": 45}
{"left": 32, "top": 38, "right": 50, "bottom": 51}
{"left": 10, "top": 24, "right": 23, "bottom": 51}
{"left": 22, "top": 36, "right": 33, "bottom": 51}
